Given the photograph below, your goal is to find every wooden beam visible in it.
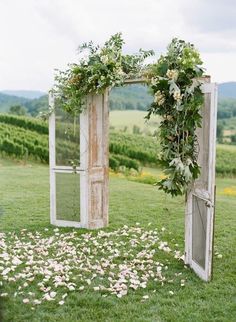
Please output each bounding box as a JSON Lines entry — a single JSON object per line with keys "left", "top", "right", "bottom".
{"left": 124, "top": 78, "right": 146, "bottom": 85}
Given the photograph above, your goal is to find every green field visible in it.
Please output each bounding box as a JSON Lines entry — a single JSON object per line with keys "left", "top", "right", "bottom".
{"left": 1, "top": 113, "right": 236, "bottom": 176}
{"left": 109, "top": 110, "right": 159, "bottom": 134}
{"left": 0, "top": 159, "right": 235, "bottom": 322}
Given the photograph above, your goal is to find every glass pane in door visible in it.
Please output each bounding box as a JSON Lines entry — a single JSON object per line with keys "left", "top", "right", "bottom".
{"left": 55, "top": 104, "right": 80, "bottom": 167}
{"left": 192, "top": 195, "right": 208, "bottom": 269}
{"left": 55, "top": 172, "right": 80, "bottom": 222}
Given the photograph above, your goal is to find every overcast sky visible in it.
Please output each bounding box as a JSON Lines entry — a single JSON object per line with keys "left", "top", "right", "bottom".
{"left": 0, "top": 0, "right": 235, "bottom": 91}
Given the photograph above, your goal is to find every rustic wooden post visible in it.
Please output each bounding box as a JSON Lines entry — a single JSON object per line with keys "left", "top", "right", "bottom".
{"left": 185, "top": 76, "right": 218, "bottom": 281}
{"left": 80, "top": 90, "right": 109, "bottom": 229}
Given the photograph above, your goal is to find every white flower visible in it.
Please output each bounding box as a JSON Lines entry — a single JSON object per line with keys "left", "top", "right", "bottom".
{"left": 173, "top": 90, "right": 182, "bottom": 101}
{"left": 142, "top": 295, "right": 149, "bottom": 299}
{"left": 151, "top": 77, "right": 157, "bottom": 86}
{"left": 154, "top": 91, "right": 165, "bottom": 106}
{"left": 166, "top": 69, "right": 178, "bottom": 81}
{"left": 59, "top": 300, "right": 65, "bottom": 305}
{"left": 101, "top": 55, "right": 109, "bottom": 64}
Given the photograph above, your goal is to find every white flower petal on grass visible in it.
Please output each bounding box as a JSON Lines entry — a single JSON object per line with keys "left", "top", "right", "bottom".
{"left": 12, "top": 257, "right": 22, "bottom": 266}
{"left": 43, "top": 293, "right": 54, "bottom": 301}
{"left": 86, "top": 279, "right": 91, "bottom": 285}
{"left": 93, "top": 286, "right": 100, "bottom": 291}
{"left": 59, "top": 300, "right": 65, "bottom": 305}
{"left": 1, "top": 225, "right": 187, "bottom": 302}
{"left": 23, "top": 298, "right": 29, "bottom": 303}
{"left": 169, "top": 291, "right": 174, "bottom": 295}
{"left": 142, "top": 295, "right": 149, "bottom": 300}
{"left": 68, "top": 285, "right": 75, "bottom": 291}
{"left": 50, "top": 291, "right": 57, "bottom": 298}
{"left": 2, "top": 268, "right": 11, "bottom": 276}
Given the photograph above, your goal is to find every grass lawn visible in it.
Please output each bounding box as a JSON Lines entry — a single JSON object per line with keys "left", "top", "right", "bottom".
{"left": 0, "top": 158, "right": 235, "bottom": 322}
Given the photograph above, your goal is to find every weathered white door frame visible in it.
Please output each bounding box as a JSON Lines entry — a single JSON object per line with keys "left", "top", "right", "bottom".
{"left": 185, "top": 80, "right": 218, "bottom": 281}
{"left": 49, "top": 91, "right": 109, "bottom": 229}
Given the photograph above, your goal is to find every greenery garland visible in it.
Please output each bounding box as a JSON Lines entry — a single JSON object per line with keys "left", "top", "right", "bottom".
{"left": 54, "top": 33, "right": 153, "bottom": 115}
{"left": 145, "top": 39, "right": 204, "bottom": 196}
{"left": 54, "top": 34, "right": 204, "bottom": 197}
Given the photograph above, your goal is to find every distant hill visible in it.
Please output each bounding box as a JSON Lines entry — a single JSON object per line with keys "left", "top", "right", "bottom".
{"left": 1, "top": 90, "right": 46, "bottom": 99}
{"left": 218, "top": 82, "right": 236, "bottom": 99}
{"left": 24, "top": 95, "right": 48, "bottom": 116}
{"left": 0, "top": 82, "right": 236, "bottom": 116}
{"left": 0, "top": 93, "right": 30, "bottom": 112}
{"left": 110, "top": 84, "right": 152, "bottom": 111}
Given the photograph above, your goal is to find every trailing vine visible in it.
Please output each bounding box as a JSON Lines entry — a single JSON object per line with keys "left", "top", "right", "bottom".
{"left": 54, "top": 34, "right": 205, "bottom": 197}
{"left": 145, "top": 39, "right": 204, "bottom": 196}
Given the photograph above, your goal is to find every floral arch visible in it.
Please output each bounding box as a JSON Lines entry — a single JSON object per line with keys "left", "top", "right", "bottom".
{"left": 49, "top": 34, "right": 217, "bottom": 281}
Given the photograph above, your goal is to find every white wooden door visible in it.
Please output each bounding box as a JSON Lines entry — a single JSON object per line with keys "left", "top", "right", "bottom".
{"left": 48, "top": 91, "right": 109, "bottom": 229}
{"left": 49, "top": 93, "right": 85, "bottom": 228}
{"left": 185, "top": 81, "right": 218, "bottom": 281}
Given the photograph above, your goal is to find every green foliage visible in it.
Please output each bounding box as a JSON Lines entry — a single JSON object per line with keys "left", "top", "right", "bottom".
{"left": 9, "top": 105, "right": 27, "bottom": 116}
{"left": 0, "top": 122, "right": 49, "bottom": 162}
{"left": 217, "top": 98, "right": 236, "bottom": 119}
{"left": 109, "top": 84, "right": 152, "bottom": 111}
{"left": 0, "top": 114, "right": 159, "bottom": 169}
{"left": 25, "top": 95, "right": 48, "bottom": 116}
{"left": 145, "top": 38, "right": 204, "bottom": 196}
{"left": 0, "top": 114, "right": 48, "bottom": 134}
{"left": 216, "top": 145, "right": 236, "bottom": 176}
{"left": 0, "top": 92, "right": 29, "bottom": 112}
{"left": 54, "top": 33, "right": 153, "bottom": 115}
{"left": 217, "top": 123, "right": 224, "bottom": 142}
{"left": 109, "top": 154, "right": 140, "bottom": 171}
{"left": 109, "top": 131, "right": 159, "bottom": 165}
{"left": 2, "top": 114, "right": 235, "bottom": 177}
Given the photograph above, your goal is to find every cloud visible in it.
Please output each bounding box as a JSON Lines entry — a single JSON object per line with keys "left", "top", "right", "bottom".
{"left": 181, "top": 0, "right": 236, "bottom": 33}
{"left": 0, "top": 0, "right": 235, "bottom": 90}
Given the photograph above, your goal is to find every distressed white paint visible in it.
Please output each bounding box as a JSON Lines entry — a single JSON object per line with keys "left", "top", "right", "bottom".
{"left": 185, "top": 80, "right": 218, "bottom": 281}
{"left": 49, "top": 90, "right": 109, "bottom": 229}
{"left": 49, "top": 92, "right": 56, "bottom": 225}
{"left": 82, "top": 91, "right": 109, "bottom": 229}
